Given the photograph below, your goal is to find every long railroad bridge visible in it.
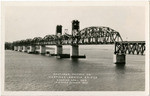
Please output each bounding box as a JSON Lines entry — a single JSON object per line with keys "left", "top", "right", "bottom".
{"left": 7, "top": 20, "right": 145, "bottom": 64}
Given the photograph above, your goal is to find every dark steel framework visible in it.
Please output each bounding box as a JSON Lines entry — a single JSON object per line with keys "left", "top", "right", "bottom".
{"left": 13, "top": 26, "right": 123, "bottom": 46}
{"left": 11, "top": 26, "right": 145, "bottom": 55}
{"left": 114, "top": 41, "right": 145, "bottom": 55}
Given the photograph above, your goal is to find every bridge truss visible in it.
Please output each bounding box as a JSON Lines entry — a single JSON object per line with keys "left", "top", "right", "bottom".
{"left": 13, "top": 26, "right": 123, "bottom": 46}
{"left": 10, "top": 26, "right": 145, "bottom": 55}
{"left": 114, "top": 41, "right": 145, "bottom": 55}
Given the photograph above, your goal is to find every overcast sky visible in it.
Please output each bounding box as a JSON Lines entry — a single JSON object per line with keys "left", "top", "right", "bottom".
{"left": 5, "top": 5, "right": 145, "bottom": 42}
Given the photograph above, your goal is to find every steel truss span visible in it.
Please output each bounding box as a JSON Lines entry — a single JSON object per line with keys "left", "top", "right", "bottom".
{"left": 12, "top": 26, "right": 123, "bottom": 46}
{"left": 114, "top": 41, "right": 145, "bottom": 55}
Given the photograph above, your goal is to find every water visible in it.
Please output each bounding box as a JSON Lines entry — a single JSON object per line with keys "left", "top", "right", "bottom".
{"left": 5, "top": 45, "right": 145, "bottom": 91}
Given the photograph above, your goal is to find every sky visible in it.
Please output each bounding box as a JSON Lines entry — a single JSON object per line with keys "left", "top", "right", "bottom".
{"left": 4, "top": 5, "right": 146, "bottom": 42}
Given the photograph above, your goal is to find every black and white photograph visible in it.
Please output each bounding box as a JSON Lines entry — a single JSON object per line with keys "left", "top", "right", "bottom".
{"left": 1, "top": 1, "right": 149, "bottom": 96}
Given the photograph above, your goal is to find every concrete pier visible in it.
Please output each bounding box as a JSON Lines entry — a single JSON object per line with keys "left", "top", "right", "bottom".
{"left": 113, "top": 54, "right": 126, "bottom": 64}
{"left": 55, "top": 45, "right": 63, "bottom": 55}
{"left": 71, "top": 20, "right": 79, "bottom": 57}
{"left": 14, "top": 46, "right": 18, "bottom": 51}
{"left": 27, "top": 46, "right": 35, "bottom": 53}
{"left": 70, "top": 45, "right": 79, "bottom": 56}
{"left": 22, "top": 46, "right": 27, "bottom": 52}
{"left": 39, "top": 45, "right": 46, "bottom": 54}
{"left": 17, "top": 46, "right": 20, "bottom": 51}
{"left": 55, "top": 25, "right": 63, "bottom": 56}
{"left": 18, "top": 46, "right": 23, "bottom": 52}
{"left": 70, "top": 20, "right": 86, "bottom": 58}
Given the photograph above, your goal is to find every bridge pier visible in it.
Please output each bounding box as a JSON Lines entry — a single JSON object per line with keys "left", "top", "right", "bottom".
{"left": 39, "top": 45, "right": 46, "bottom": 54}
{"left": 22, "top": 46, "right": 27, "bottom": 52}
{"left": 70, "top": 20, "right": 86, "bottom": 58}
{"left": 27, "top": 46, "right": 35, "bottom": 53}
{"left": 71, "top": 20, "right": 79, "bottom": 58}
{"left": 70, "top": 45, "right": 79, "bottom": 56}
{"left": 17, "top": 46, "right": 20, "bottom": 51}
{"left": 113, "top": 42, "right": 126, "bottom": 64}
{"left": 14, "top": 46, "right": 18, "bottom": 51}
{"left": 113, "top": 54, "right": 126, "bottom": 64}
{"left": 55, "top": 25, "right": 63, "bottom": 58}
{"left": 18, "top": 46, "right": 23, "bottom": 52}
{"left": 54, "top": 25, "right": 70, "bottom": 58}
{"left": 55, "top": 45, "right": 63, "bottom": 55}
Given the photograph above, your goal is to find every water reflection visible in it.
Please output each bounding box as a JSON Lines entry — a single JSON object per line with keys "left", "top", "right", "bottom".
{"left": 70, "top": 59, "right": 80, "bottom": 73}
{"left": 71, "top": 59, "right": 79, "bottom": 63}
{"left": 115, "top": 64, "right": 126, "bottom": 74}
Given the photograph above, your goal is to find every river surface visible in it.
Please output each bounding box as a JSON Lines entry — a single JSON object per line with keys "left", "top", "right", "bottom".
{"left": 5, "top": 45, "right": 145, "bottom": 91}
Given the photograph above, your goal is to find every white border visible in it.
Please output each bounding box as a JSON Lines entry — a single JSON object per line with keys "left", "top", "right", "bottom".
{"left": 0, "top": 1, "right": 2, "bottom": 96}
{"left": 1, "top": 1, "right": 149, "bottom": 96}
